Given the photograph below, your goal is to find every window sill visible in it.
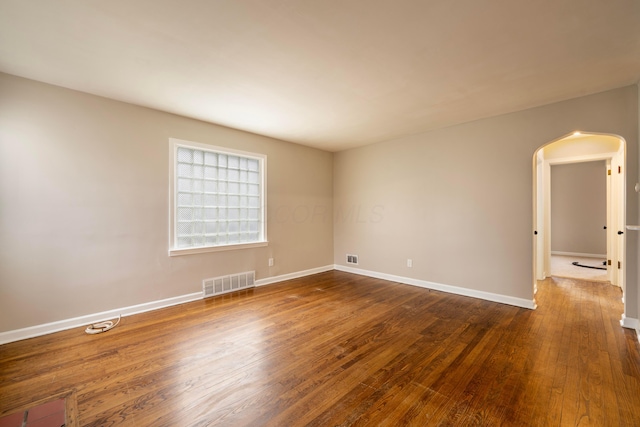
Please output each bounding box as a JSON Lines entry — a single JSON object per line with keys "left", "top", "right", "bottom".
{"left": 169, "top": 241, "right": 268, "bottom": 257}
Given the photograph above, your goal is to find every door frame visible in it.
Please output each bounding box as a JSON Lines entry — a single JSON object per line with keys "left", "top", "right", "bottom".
{"left": 532, "top": 133, "right": 626, "bottom": 298}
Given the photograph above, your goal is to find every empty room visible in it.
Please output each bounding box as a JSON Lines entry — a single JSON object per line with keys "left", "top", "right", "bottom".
{"left": 1, "top": 1, "right": 639, "bottom": 426}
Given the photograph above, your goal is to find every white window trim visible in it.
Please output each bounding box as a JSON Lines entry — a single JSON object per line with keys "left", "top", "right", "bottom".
{"left": 168, "top": 138, "right": 267, "bottom": 256}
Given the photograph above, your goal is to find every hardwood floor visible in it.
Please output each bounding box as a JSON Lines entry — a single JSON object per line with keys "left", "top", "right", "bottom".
{"left": 1, "top": 271, "right": 639, "bottom": 426}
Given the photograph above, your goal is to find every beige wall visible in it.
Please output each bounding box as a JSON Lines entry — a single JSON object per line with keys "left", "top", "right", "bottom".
{"left": 550, "top": 161, "right": 606, "bottom": 255}
{"left": 334, "top": 86, "right": 638, "bottom": 312}
{"left": 0, "top": 73, "right": 334, "bottom": 332}
{"left": 637, "top": 82, "right": 640, "bottom": 330}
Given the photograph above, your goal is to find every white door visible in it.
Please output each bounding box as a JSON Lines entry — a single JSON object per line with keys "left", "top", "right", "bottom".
{"left": 611, "top": 154, "right": 625, "bottom": 292}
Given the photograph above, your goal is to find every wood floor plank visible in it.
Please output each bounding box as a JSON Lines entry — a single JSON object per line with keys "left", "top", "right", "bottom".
{"left": 1, "top": 271, "right": 639, "bottom": 426}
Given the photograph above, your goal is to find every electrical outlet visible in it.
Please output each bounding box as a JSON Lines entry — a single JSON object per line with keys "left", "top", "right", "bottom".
{"left": 268, "top": 258, "right": 274, "bottom": 267}
{"left": 407, "top": 259, "right": 413, "bottom": 267}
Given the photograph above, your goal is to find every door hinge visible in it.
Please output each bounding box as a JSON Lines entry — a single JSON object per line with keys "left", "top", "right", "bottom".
{"left": 608, "top": 169, "right": 611, "bottom": 175}
{"left": 618, "top": 261, "right": 621, "bottom": 269}
{"left": 607, "top": 259, "right": 611, "bottom": 266}
{"left": 618, "top": 166, "right": 621, "bottom": 174}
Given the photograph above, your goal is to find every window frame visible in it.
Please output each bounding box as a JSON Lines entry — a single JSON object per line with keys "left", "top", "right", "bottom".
{"left": 168, "top": 138, "right": 268, "bottom": 256}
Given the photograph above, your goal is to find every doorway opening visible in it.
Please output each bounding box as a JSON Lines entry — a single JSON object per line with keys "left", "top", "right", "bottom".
{"left": 549, "top": 160, "right": 608, "bottom": 282}
{"left": 532, "top": 132, "right": 626, "bottom": 299}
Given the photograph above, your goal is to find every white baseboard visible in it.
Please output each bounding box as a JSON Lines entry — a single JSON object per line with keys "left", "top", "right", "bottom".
{"left": 335, "top": 265, "right": 537, "bottom": 310}
{"left": 14, "top": 261, "right": 639, "bottom": 345}
{"left": 551, "top": 251, "right": 606, "bottom": 258}
{"left": 0, "top": 264, "right": 337, "bottom": 346}
{"left": 0, "top": 265, "right": 336, "bottom": 346}
{"left": 0, "top": 292, "right": 202, "bottom": 346}
{"left": 255, "top": 265, "right": 334, "bottom": 287}
{"left": 621, "top": 315, "right": 640, "bottom": 343}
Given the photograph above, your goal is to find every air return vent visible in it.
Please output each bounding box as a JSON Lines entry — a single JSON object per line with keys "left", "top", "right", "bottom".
{"left": 203, "top": 271, "right": 255, "bottom": 298}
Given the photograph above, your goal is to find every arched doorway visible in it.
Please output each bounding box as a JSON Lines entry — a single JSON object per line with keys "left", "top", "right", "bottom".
{"left": 532, "top": 132, "right": 626, "bottom": 300}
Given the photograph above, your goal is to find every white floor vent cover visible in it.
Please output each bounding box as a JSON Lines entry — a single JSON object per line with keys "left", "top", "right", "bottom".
{"left": 203, "top": 271, "right": 255, "bottom": 298}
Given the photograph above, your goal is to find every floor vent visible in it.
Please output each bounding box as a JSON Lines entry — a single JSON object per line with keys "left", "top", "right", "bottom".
{"left": 203, "top": 271, "right": 255, "bottom": 298}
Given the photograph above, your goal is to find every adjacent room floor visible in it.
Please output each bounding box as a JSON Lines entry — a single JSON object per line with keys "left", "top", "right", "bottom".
{"left": 550, "top": 254, "right": 609, "bottom": 282}
{"left": 0, "top": 271, "right": 638, "bottom": 426}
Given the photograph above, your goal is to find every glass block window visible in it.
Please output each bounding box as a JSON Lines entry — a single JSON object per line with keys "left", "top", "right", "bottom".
{"left": 170, "top": 139, "right": 266, "bottom": 252}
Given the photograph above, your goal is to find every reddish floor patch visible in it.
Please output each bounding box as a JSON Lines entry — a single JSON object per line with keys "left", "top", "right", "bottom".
{"left": 0, "top": 398, "right": 65, "bottom": 427}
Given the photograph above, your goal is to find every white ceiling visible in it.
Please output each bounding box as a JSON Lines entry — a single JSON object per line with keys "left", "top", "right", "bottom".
{"left": 1, "top": 1, "right": 639, "bottom": 152}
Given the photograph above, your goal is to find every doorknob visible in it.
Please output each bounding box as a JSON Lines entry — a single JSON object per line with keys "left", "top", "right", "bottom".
{"left": 618, "top": 231, "right": 624, "bottom": 235}
{"left": 534, "top": 230, "right": 538, "bottom": 235}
